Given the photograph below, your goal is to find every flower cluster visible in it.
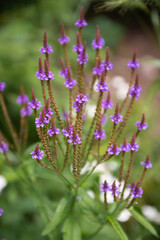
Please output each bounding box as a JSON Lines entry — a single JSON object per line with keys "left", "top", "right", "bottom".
{"left": 73, "top": 94, "right": 89, "bottom": 111}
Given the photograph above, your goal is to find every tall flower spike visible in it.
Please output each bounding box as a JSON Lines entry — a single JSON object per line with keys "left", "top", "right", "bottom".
{"left": 128, "top": 48, "right": 140, "bottom": 69}
{"left": 40, "top": 32, "right": 53, "bottom": 55}
{"left": 120, "top": 137, "right": 130, "bottom": 152}
{"left": 68, "top": 126, "right": 81, "bottom": 145}
{"left": 94, "top": 121, "right": 106, "bottom": 140}
{"left": 73, "top": 32, "right": 83, "bottom": 53}
{"left": 141, "top": 154, "right": 152, "bottom": 169}
{"left": 20, "top": 104, "right": 32, "bottom": 117}
{"left": 93, "top": 56, "right": 104, "bottom": 76}
{"left": 62, "top": 117, "right": 73, "bottom": 139}
{"left": 28, "top": 89, "right": 42, "bottom": 110}
{"left": 92, "top": 26, "right": 105, "bottom": 50}
{"left": 129, "top": 73, "right": 142, "bottom": 99}
{"left": 107, "top": 141, "right": 120, "bottom": 155}
{"left": 128, "top": 132, "right": 139, "bottom": 152}
{"left": 35, "top": 107, "right": 49, "bottom": 128}
{"left": 77, "top": 42, "right": 88, "bottom": 66}
{"left": 58, "top": 24, "right": 70, "bottom": 45}
{"left": 73, "top": 93, "right": 89, "bottom": 111}
{"left": 96, "top": 71, "right": 109, "bottom": 92}
{"left": 0, "top": 82, "right": 6, "bottom": 92}
{"left": 59, "top": 57, "right": 68, "bottom": 78}
{"left": 110, "top": 102, "right": 123, "bottom": 124}
{"left": 102, "top": 91, "right": 114, "bottom": 110}
{"left": 48, "top": 117, "right": 60, "bottom": 136}
{"left": 16, "top": 86, "right": 29, "bottom": 104}
{"left": 111, "top": 181, "right": 120, "bottom": 197}
{"left": 102, "top": 47, "right": 113, "bottom": 71}
{"left": 0, "top": 141, "right": 8, "bottom": 153}
{"left": 64, "top": 66, "right": 77, "bottom": 89}
{"left": 136, "top": 113, "right": 148, "bottom": 131}
{"left": 44, "top": 58, "right": 54, "bottom": 81}
{"left": 100, "top": 180, "right": 111, "bottom": 193}
{"left": 30, "top": 143, "right": 44, "bottom": 160}
{"left": 35, "top": 57, "right": 46, "bottom": 80}
{"left": 75, "top": 7, "right": 87, "bottom": 28}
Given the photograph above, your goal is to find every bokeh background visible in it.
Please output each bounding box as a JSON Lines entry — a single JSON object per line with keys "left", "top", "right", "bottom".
{"left": 0, "top": 0, "right": 160, "bottom": 239}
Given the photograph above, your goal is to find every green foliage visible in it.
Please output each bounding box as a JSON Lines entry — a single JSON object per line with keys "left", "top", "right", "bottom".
{"left": 107, "top": 215, "right": 128, "bottom": 240}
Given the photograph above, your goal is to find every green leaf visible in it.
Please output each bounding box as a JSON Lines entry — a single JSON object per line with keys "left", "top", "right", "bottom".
{"left": 129, "top": 208, "right": 159, "bottom": 237}
{"left": 42, "top": 194, "right": 73, "bottom": 236}
{"left": 62, "top": 216, "right": 81, "bottom": 240}
{"left": 107, "top": 215, "right": 128, "bottom": 240}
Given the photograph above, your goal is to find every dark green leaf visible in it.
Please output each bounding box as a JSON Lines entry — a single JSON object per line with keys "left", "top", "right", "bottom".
{"left": 62, "top": 216, "right": 81, "bottom": 240}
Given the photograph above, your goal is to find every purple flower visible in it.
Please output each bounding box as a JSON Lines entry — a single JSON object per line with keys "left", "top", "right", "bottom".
{"left": 40, "top": 45, "right": 53, "bottom": 55}
{"left": 110, "top": 113, "right": 123, "bottom": 124}
{"left": 120, "top": 138, "right": 130, "bottom": 152}
{"left": 101, "top": 114, "right": 107, "bottom": 126}
{"left": 129, "top": 184, "right": 143, "bottom": 198}
{"left": 73, "top": 94, "right": 89, "bottom": 111}
{"left": 129, "top": 85, "right": 142, "bottom": 99}
{"left": 30, "top": 145, "right": 44, "bottom": 160}
{"left": 136, "top": 121, "right": 148, "bottom": 131}
{"left": 35, "top": 70, "right": 46, "bottom": 81}
{"left": 35, "top": 115, "right": 49, "bottom": 128}
{"left": 111, "top": 182, "right": 120, "bottom": 196}
{"left": 0, "top": 82, "right": 6, "bottom": 92}
{"left": 75, "top": 19, "right": 87, "bottom": 28}
{"left": 62, "top": 111, "right": 69, "bottom": 119}
{"left": 141, "top": 155, "right": 152, "bottom": 169}
{"left": 17, "top": 94, "right": 29, "bottom": 104}
{"left": 128, "top": 142, "right": 139, "bottom": 152}
{"left": 102, "top": 60, "right": 113, "bottom": 71}
{"left": 0, "top": 209, "right": 3, "bottom": 216}
{"left": 73, "top": 44, "right": 83, "bottom": 53}
{"left": 102, "top": 99, "right": 113, "bottom": 110}
{"left": 62, "top": 126, "right": 73, "bottom": 138}
{"left": 128, "top": 60, "right": 140, "bottom": 69}
{"left": 93, "top": 64, "right": 104, "bottom": 76}
{"left": 28, "top": 99, "right": 42, "bottom": 110}
{"left": 77, "top": 51, "right": 88, "bottom": 66}
{"left": 77, "top": 196, "right": 81, "bottom": 201}
{"left": 108, "top": 144, "right": 120, "bottom": 155}
{"left": 58, "top": 35, "right": 70, "bottom": 45}
{"left": 20, "top": 106, "right": 32, "bottom": 117}
{"left": 68, "top": 133, "right": 81, "bottom": 145}
{"left": 100, "top": 181, "right": 111, "bottom": 193}
{"left": 48, "top": 126, "right": 60, "bottom": 136}
{"left": 92, "top": 38, "right": 105, "bottom": 50}
{"left": 64, "top": 78, "right": 77, "bottom": 89}
{"left": 0, "top": 142, "right": 8, "bottom": 153}
{"left": 96, "top": 81, "right": 108, "bottom": 92}
{"left": 59, "top": 68, "right": 68, "bottom": 78}
{"left": 94, "top": 129, "right": 105, "bottom": 140}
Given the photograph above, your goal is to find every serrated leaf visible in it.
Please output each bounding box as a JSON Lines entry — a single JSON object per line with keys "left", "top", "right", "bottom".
{"left": 107, "top": 215, "right": 128, "bottom": 240}
{"left": 129, "top": 208, "right": 158, "bottom": 237}
{"left": 62, "top": 216, "right": 81, "bottom": 240}
{"left": 42, "top": 194, "right": 73, "bottom": 236}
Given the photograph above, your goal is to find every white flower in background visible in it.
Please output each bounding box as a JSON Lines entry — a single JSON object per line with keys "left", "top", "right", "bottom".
{"left": 117, "top": 209, "right": 131, "bottom": 222}
{"left": 142, "top": 205, "right": 160, "bottom": 224}
{"left": 86, "top": 104, "right": 96, "bottom": 118}
{"left": 111, "top": 76, "right": 129, "bottom": 100}
{"left": 0, "top": 175, "right": 7, "bottom": 193}
{"left": 87, "top": 190, "right": 95, "bottom": 199}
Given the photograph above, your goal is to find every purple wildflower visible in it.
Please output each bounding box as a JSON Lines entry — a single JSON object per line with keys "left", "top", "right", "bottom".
{"left": 93, "top": 64, "right": 104, "bottom": 76}
{"left": 120, "top": 137, "right": 130, "bottom": 152}
{"left": 136, "top": 113, "right": 148, "bottom": 131}
{"left": 94, "top": 129, "right": 105, "bottom": 140}
{"left": 35, "top": 108, "right": 49, "bottom": 128}
{"left": 141, "top": 155, "right": 152, "bottom": 169}
{"left": 42, "top": 99, "right": 53, "bottom": 120}
{"left": 129, "top": 74, "right": 142, "bottom": 99}
{"left": 35, "top": 69, "right": 46, "bottom": 80}
{"left": 100, "top": 180, "right": 111, "bottom": 193}
{"left": 68, "top": 133, "right": 81, "bottom": 145}
{"left": 128, "top": 132, "right": 139, "bottom": 152}
{"left": 0, "top": 209, "right": 3, "bottom": 216}
{"left": 73, "top": 32, "right": 83, "bottom": 53}
{"left": 128, "top": 49, "right": 140, "bottom": 69}
{"left": 77, "top": 196, "right": 81, "bottom": 201}
{"left": 20, "top": 106, "right": 32, "bottom": 117}
{"left": 102, "top": 91, "right": 113, "bottom": 110}
{"left": 92, "top": 26, "right": 105, "bottom": 49}
{"left": 40, "top": 32, "right": 53, "bottom": 55}
{"left": 73, "top": 93, "right": 89, "bottom": 111}
{"left": 62, "top": 126, "right": 73, "bottom": 139}
{"left": 77, "top": 42, "right": 88, "bottom": 66}
{"left": 0, "top": 82, "right": 6, "bottom": 92}
{"left": 17, "top": 94, "right": 29, "bottom": 104}
{"left": 96, "top": 81, "right": 108, "bottom": 92}
{"left": 58, "top": 24, "right": 70, "bottom": 45}
{"left": 111, "top": 181, "right": 120, "bottom": 196}
{"left": 0, "top": 142, "right": 8, "bottom": 153}
{"left": 64, "top": 67, "right": 77, "bottom": 89}
{"left": 110, "top": 103, "right": 123, "bottom": 124}
{"left": 30, "top": 144, "right": 44, "bottom": 160}
{"left": 108, "top": 141, "right": 120, "bottom": 155}
{"left": 59, "top": 68, "right": 68, "bottom": 78}
{"left": 48, "top": 126, "right": 60, "bottom": 136}
{"left": 129, "top": 184, "right": 143, "bottom": 198}
{"left": 28, "top": 99, "right": 42, "bottom": 110}
{"left": 102, "top": 47, "right": 113, "bottom": 71}
{"left": 62, "top": 111, "right": 68, "bottom": 119}
{"left": 101, "top": 114, "right": 107, "bottom": 126}
{"left": 75, "top": 7, "right": 87, "bottom": 28}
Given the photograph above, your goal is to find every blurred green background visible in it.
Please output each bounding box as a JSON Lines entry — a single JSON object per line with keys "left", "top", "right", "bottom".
{"left": 0, "top": 0, "right": 160, "bottom": 239}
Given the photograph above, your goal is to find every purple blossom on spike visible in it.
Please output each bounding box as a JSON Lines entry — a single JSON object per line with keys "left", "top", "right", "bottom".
{"left": 111, "top": 181, "right": 120, "bottom": 196}
{"left": 73, "top": 93, "right": 89, "bottom": 111}
{"left": 92, "top": 26, "right": 105, "bottom": 49}
{"left": 20, "top": 106, "right": 32, "bottom": 117}
{"left": 64, "top": 67, "right": 77, "bottom": 89}
{"left": 48, "top": 127, "right": 60, "bottom": 136}
{"left": 129, "top": 184, "right": 143, "bottom": 198}
{"left": 40, "top": 32, "right": 53, "bottom": 55}
{"left": 68, "top": 133, "right": 81, "bottom": 145}
{"left": 73, "top": 32, "right": 83, "bottom": 53}
{"left": 101, "top": 114, "right": 107, "bottom": 126}
{"left": 62, "top": 111, "right": 68, "bottom": 119}
{"left": 62, "top": 127, "right": 73, "bottom": 138}
{"left": 44, "top": 59, "right": 54, "bottom": 81}
{"left": 93, "top": 64, "right": 104, "bottom": 76}
{"left": 120, "top": 137, "right": 130, "bottom": 152}
{"left": 0, "top": 141, "right": 8, "bottom": 153}
{"left": 136, "top": 113, "right": 148, "bottom": 131}
{"left": 128, "top": 49, "right": 140, "bottom": 69}
{"left": 75, "top": 7, "right": 87, "bottom": 28}
{"left": 0, "top": 82, "right": 6, "bottom": 92}
{"left": 59, "top": 58, "right": 68, "bottom": 78}
{"left": 58, "top": 24, "right": 70, "bottom": 45}
{"left": 82, "top": 113, "right": 87, "bottom": 121}
{"left": 77, "top": 42, "right": 88, "bottom": 67}
{"left": 108, "top": 141, "right": 120, "bottom": 155}
{"left": 43, "top": 98, "right": 53, "bottom": 120}
{"left": 35, "top": 108, "right": 49, "bottom": 128}
{"left": 35, "top": 57, "right": 46, "bottom": 81}
{"left": 28, "top": 90, "right": 42, "bottom": 110}
{"left": 102, "top": 47, "right": 113, "bottom": 71}
{"left": 30, "top": 144, "right": 44, "bottom": 160}
{"left": 96, "top": 81, "right": 108, "bottom": 92}
{"left": 100, "top": 180, "right": 111, "bottom": 193}
{"left": 129, "top": 74, "right": 142, "bottom": 99}
{"left": 110, "top": 103, "right": 123, "bottom": 124}
{"left": 94, "top": 129, "right": 105, "bottom": 140}
{"left": 141, "top": 155, "right": 152, "bottom": 169}
{"left": 0, "top": 209, "right": 3, "bottom": 216}
{"left": 17, "top": 93, "right": 29, "bottom": 104}
{"left": 102, "top": 91, "right": 113, "bottom": 110}
{"left": 128, "top": 132, "right": 139, "bottom": 152}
